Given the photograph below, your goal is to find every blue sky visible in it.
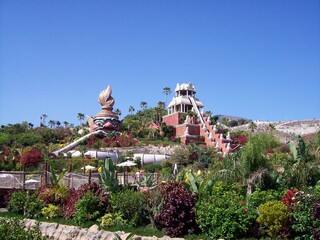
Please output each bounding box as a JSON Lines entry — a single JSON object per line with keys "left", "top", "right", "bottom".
{"left": 0, "top": 0, "right": 319, "bottom": 126}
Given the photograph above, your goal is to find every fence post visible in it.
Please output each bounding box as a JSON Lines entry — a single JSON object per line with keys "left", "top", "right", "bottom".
{"left": 88, "top": 170, "right": 91, "bottom": 185}
{"left": 45, "top": 162, "right": 48, "bottom": 186}
{"left": 22, "top": 166, "right": 26, "bottom": 192}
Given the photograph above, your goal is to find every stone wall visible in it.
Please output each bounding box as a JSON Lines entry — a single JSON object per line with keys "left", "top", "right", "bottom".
{"left": 22, "top": 218, "right": 184, "bottom": 240}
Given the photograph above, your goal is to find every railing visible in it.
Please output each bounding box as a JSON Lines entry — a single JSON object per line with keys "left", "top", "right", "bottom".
{"left": 189, "top": 96, "right": 205, "bottom": 125}
{"left": 0, "top": 171, "right": 49, "bottom": 190}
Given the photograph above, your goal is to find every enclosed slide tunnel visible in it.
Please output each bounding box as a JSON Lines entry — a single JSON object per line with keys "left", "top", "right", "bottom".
{"left": 84, "top": 150, "right": 171, "bottom": 165}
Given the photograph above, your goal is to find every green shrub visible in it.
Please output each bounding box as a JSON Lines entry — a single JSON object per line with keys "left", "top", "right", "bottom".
{"left": 41, "top": 204, "right": 60, "bottom": 219}
{"left": 8, "top": 191, "right": 25, "bottom": 214}
{"left": 248, "top": 188, "right": 284, "bottom": 208}
{"left": 8, "top": 191, "right": 44, "bottom": 218}
{"left": 109, "top": 189, "right": 148, "bottom": 226}
{"left": 0, "top": 218, "right": 45, "bottom": 240}
{"left": 257, "top": 200, "right": 288, "bottom": 238}
{"left": 75, "top": 191, "right": 104, "bottom": 225}
{"left": 100, "top": 212, "right": 127, "bottom": 227}
{"left": 196, "top": 182, "right": 257, "bottom": 239}
{"left": 144, "top": 163, "right": 162, "bottom": 173}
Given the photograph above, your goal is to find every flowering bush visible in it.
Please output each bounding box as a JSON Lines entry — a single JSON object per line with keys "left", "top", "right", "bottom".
{"left": 287, "top": 191, "right": 317, "bottom": 239}
{"left": 312, "top": 198, "right": 320, "bottom": 238}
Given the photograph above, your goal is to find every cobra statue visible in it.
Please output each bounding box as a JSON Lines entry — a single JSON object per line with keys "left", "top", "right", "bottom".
{"left": 52, "top": 85, "right": 121, "bottom": 157}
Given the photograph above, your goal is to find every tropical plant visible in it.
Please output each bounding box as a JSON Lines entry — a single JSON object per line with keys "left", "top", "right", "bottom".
{"left": 99, "top": 157, "right": 121, "bottom": 193}
{"left": 281, "top": 135, "right": 320, "bottom": 188}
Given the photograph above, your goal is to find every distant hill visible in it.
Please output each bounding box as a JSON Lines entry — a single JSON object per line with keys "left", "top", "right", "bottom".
{"left": 215, "top": 114, "right": 250, "bottom": 122}
{"left": 230, "top": 119, "right": 320, "bottom": 143}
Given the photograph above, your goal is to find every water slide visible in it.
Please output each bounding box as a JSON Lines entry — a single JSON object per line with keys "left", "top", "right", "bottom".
{"left": 189, "top": 96, "right": 205, "bottom": 125}
{"left": 51, "top": 130, "right": 107, "bottom": 157}
{"left": 51, "top": 130, "right": 171, "bottom": 164}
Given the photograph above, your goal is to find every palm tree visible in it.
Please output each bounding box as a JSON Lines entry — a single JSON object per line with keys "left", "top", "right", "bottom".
{"left": 128, "top": 106, "right": 135, "bottom": 115}
{"left": 157, "top": 101, "right": 165, "bottom": 109}
{"left": 56, "top": 121, "right": 61, "bottom": 128}
{"left": 63, "top": 121, "right": 69, "bottom": 128}
{"left": 205, "top": 111, "right": 212, "bottom": 117}
{"left": 77, "top": 113, "right": 85, "bottom": 126}
{"left": 115, "top": 108, "right": 122, "bottom": 117}
{"left": 163, "top": 87, "right": 171, "bottom": 108}
{"left": 140, "top": 101, "right": 148, "bottom": 110}
{"left": 41, "top": 114, "right": 48, "bottom": 127}
{"left": 48, "top": 120, "right": 55, "bottom": 129}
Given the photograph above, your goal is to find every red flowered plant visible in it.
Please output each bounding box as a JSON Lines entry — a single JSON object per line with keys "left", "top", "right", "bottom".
{"left": 282, "top": 189, "right": 298, "bottom": 208}
{"left": 19, "top": 147, "right": 42, "bottom": 167}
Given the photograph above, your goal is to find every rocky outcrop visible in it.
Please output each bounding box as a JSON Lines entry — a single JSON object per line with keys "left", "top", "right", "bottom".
{"left": 22, "top": 219, "right": 184, "bottom": 240}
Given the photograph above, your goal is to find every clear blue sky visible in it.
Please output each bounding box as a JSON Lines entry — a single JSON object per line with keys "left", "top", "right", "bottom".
{"left": 1, "top": 0, "right": 319, "bottom": 126}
